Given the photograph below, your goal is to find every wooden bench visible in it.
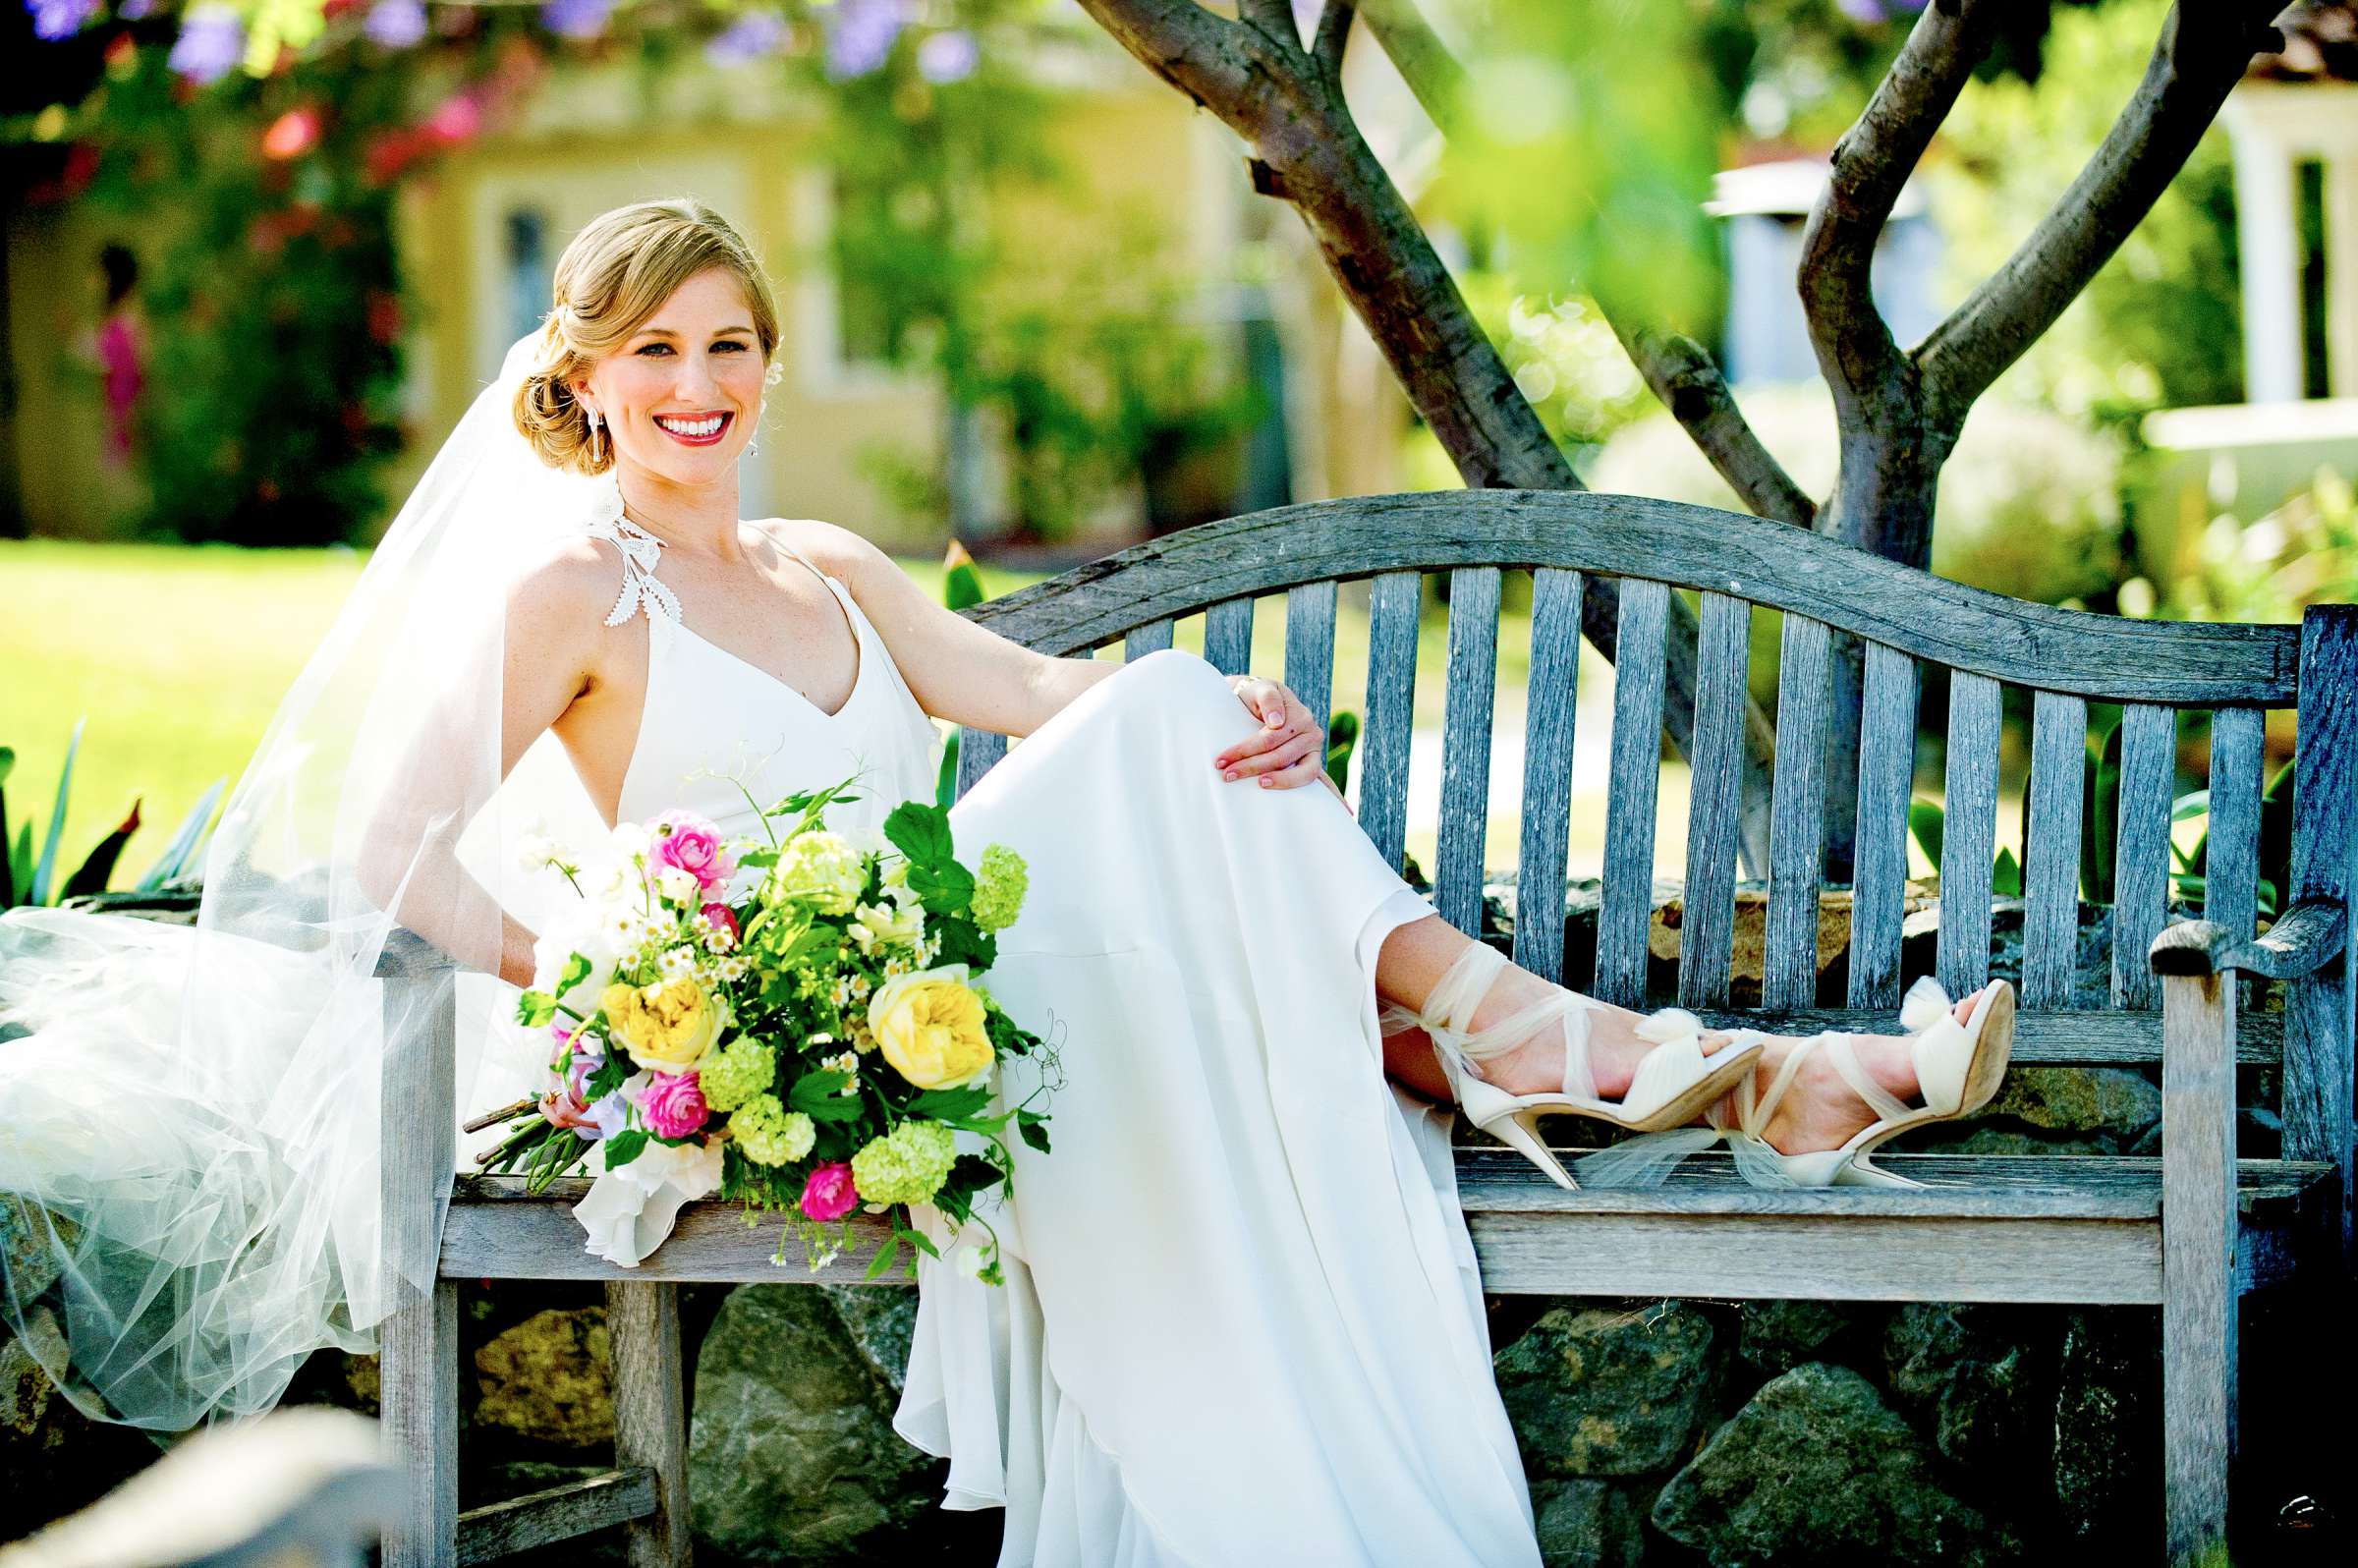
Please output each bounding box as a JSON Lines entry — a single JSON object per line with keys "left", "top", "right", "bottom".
{"left": 375, "top": 491, "right": 2354, "bottom": 1566}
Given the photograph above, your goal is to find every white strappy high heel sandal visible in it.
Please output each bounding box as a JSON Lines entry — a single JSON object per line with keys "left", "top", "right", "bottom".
{"left": 1705, "top": 977, "right": 2017, "bottom": 1189}
{"left": 1377, "top": 940, "right": 1767, "bottom": 1191}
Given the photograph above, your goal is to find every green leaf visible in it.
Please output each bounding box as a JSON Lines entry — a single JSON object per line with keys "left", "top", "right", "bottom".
{"left": 789, "top": 1070, "right": 865, "bottom": 1122}
{"left": 1991, "top": 845, "right": 2022, "bottom": 899}
{"left": 135, "top": 777, "right": 226, "bottom": 890}
{"left": 8, "top": 822, "right": 33, "bottom": 910}
{"left": 62, "top": 799, "right": 141, "bottom": 902}
{"left": 1906, "top": 798, "right": 1944, "bottom": 872}
{"left": 585, "top": 1053, "right": 628, "bottom": 1101}
{"left": 1019, "top": 1117, "right": 1052, "bottom": 1154}
{"left": 737, "top": 847, "right": 779, "bottom": 868}
{"left": 0, "top": 747, "right": 14, "bottom": 789}
{"left": 883, "top": 800, "right": 956, "bottom": 867}
{"left": 603, "top": 1129, "right": 649, "bottom": 1167}
{"left": 910, "top": 858, "right": 976, "bottom": 916}
{"left": 907, "top": 1083, "right": 993, "bottom": 1120}
{"left": 863, "top": 1235, "right": 904, "bottom": 1281}
{"left": 29, "top": 718, "right": 85, "bottom": 907}
{"left": 2170, "top": 789, "right": 2211, "bottom": 822}
{"left": 558, "top": 952, "right": 593, "bottom": 996}
{"left": 2083, "top": 716, "right": 2123, "bottom": 905}
{"left": 515, "top": 991, "right": 558, "bottom": 1028}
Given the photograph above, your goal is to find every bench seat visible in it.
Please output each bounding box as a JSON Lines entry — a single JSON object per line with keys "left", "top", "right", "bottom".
{"left": 439, "top": 1154, "right": 2336, "bottom": 1305}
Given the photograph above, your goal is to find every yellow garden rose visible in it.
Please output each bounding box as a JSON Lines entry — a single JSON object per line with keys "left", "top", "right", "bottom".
{"left": 601, "top": 978, "right": 729, "bottom": 1074}
{"left": 867, "top": 963, "right": 993, "bottom": 1091}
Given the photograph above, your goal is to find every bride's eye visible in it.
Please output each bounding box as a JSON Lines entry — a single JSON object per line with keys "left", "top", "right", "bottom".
{"left": 637, "top": 343, "right": 672, "bottom": 357}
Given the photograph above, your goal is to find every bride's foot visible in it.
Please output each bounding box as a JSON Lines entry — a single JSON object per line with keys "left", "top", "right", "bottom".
{"left": 1732, "top": 990, "right": 1985, "bottom": 1156}
{"left": 1448, "top": 965, "right": 1746, "bottom": 1100}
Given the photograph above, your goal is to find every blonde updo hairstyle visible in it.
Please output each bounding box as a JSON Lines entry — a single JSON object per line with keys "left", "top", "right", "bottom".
{"left": 513, "top": 197, "right": 784, "bottom": 476}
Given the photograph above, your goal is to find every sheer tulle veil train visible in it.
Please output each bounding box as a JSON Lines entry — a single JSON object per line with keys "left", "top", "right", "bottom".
{"left": 0, "top": 329, "right": 634, "bottom": 1432}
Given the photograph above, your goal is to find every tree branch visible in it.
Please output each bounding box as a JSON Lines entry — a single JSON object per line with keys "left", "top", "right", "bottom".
{"left": 1078, "top": 0, "right": 1254, "bottom": 113}
{"left": 1238, "top": 0, "right": 1304, "bottom": 52}
{"left": 1357, "top": 0, "right": 1466, "bottom": 132}
{"left": 1798, "top": 0, "right": 2003, "bottom": 418}
{"left": 1612, "top": 322, "right": 1818, "bottom": 528}
{"left": 1915, "top": 1, "right": 2285, "bottom": 420}
{"left": 1314, "top": 2, "right": 1355, "bottom": 80}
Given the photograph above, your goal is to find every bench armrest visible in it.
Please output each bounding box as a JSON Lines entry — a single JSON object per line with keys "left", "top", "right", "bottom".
{"left": 2148, "top": 899, "right": 2349, "bottom": 981}
{"left": 374, "top": 926, "right": 458, "bottom": 980}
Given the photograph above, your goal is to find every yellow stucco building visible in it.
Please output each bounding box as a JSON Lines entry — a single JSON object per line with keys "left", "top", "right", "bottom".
{"left": 5, "top": 25, "right": 1416, "bottom": 555}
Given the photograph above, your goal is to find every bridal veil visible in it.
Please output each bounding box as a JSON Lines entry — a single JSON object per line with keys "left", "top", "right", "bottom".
{"left": 0, "top": 328, "right": 620, "bottom": 1431}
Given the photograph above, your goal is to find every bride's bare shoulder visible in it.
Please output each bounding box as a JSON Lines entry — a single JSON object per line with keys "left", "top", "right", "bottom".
{"left": 747, "top": 516, "right": 902, "bottom": 590}
{"left": 503, "top": 533, "right": 636, "bottom": 657}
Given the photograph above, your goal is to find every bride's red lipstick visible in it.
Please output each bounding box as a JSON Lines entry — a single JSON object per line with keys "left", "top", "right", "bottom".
{"left": 654, "top": 410, "right": 733, "bottom": 447}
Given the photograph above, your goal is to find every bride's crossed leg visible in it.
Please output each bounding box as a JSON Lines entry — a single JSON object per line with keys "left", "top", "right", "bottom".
{"left": 1344, "top": 841, "right": 1979, "bottom": 1163}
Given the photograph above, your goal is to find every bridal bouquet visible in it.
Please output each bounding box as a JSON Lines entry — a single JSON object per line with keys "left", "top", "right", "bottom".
{"left": 478, "top": 775, "right": 1053, "bottom": 1283}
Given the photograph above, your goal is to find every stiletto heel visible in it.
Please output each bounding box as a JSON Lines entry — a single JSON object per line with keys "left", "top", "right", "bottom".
{"left": 1713, "top": 977, "right": 2017, "bottom": 1189}
{"left": 1377, "top": 940, "right": 1766, "bottom": 1192}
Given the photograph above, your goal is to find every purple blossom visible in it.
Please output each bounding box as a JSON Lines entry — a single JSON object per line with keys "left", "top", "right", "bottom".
{"left": 916, "top": 28, "right": 979, "bottom": 85}
{"left": 119, "top": 0, "right": 154, "bottom": 17}
{"left": 364, "top": 0, "right": 428, "bottom": 49}
{"left": 823, "top": 0, "right": 917, "bottom": 81}
{"left": 704, "top": 9, "right": 788, "bottom": 68}
{"left": 1837, "top": 0, "right": 1927, "bottom": 21}
{"left": 167, "top": 5, "right": 247, "bottom": 86}
{"left": 540, "top": 0, "right": 615, "bottom": 41}
{"left": 26, "top": 0, "right": 98, "bottom": 41}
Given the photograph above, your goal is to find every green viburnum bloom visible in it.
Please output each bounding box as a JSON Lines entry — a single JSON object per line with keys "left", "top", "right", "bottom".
{"left": 971, "top": 844, "right": 1028, "bottom": 931}
{"left": 849, "top": 1120, "right": 958, "bottom": 1206}
{"left": 731, "top": 1094, "right": 816, "bottom": 1167}
{"left": 765, "top": 829, "right": 866, "bottom": 916}
{"left": 699, "top": 1036, "right": 773, "bottom": 1112}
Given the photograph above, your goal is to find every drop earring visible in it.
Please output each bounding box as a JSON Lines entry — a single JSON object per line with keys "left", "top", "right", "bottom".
{"left": 585, "top": 406, "right": 603, "bottom": 466}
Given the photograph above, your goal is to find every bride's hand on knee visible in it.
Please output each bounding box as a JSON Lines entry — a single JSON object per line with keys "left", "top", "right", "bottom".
{"left": 1214, "top": 675, "right": 1327, "bottom": 793}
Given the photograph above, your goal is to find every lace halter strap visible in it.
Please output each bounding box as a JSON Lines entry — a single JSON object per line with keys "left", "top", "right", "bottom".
{"left": 581, "top": 483, "right": 681, "bottom": 644}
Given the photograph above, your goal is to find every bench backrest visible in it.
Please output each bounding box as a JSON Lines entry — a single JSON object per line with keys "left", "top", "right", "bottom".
{"left": 950, "top": 491, "right": 2357, "bottom": 1188}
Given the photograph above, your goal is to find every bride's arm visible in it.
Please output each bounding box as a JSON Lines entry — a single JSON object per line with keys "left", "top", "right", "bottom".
{"left": 797, "top": 525, "right": 1342, "bottom": 798}
{"left": 355, "top": 542, "right": 616, "bottom": 987}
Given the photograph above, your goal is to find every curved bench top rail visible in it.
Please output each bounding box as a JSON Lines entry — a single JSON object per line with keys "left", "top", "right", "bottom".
{"left": 961, "top": 491, "right": 2300, "bottom": 705}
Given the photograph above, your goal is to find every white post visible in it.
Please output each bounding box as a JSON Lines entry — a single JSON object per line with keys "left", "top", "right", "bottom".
{"left": 2231, "top": 128, "right": 2306, "bottom": 403}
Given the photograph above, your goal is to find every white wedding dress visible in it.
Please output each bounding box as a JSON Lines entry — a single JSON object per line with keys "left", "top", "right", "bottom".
{"left": 576, "top": 520, "right": 1544, "bottom": 1568}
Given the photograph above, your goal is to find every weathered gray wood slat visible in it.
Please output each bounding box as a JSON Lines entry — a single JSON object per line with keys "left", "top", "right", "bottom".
{"left": 607, "top": 1282, "right": 690, "bottom": 1566}
{"left": 2285, "top": 605, "right": 2358, "bottom": 1260}
{"left": 1283, "top": 579, "right": 1339, "bottom": 746}
{"left": 379, "top": 965, "right": 458, "bottom": 1568}
{"left": 443, "top": 1153, "right": 2331, "bottom": 1290}
{"left": 1357, "top": 571, "right": 1422, "bottom": 875}
{"left": 1515, "top": 568, "right": 1584, "bottom": 983}
{"left": 456, "top": 1471, "right": 656, "bottom": 1565}
{"left": 954, "top": 493, "right": 2300, "bottom": 702}
{"left": 2111, "top": 702, "right": 2179, "bottom": 1010}
{"left": 1688, "top": 1006, "right": 2282, "bottom": 1067}
{"left": 1936, "top": 671, "right": 2002, "bottom": 997}
{"left": 1596, "top": 578, "right": 1670, "bottom": 1007}
{"left": 953, "top": 726, "right": 1005, "bottom": 803}
{"left": 1435, "top": 567, "right": 1501, "bottom": 936}
{"left": 1202, "top": 594, "right": 1256, "bottom": 677}
{"left": 1678, "top": 592, "right": 1752, "bottom": 1007}
{"left": 2203, "top": 706, "right": 2265, "bottom": 951}
{"left": 1764, "top": 613, "right": 1831, "bottom": 1010}
{"left": 2023, "top": 691, "right": 2089, "bottom": 1009}
{"left": 1847, "top": 641, "right": 1921, "bottom": 1009}
{"left": 1122, "top": 617, "right": 1174, "bottom": 659}
{"left": 2158, "top": 958, "right": 2237, "bottom": 1560}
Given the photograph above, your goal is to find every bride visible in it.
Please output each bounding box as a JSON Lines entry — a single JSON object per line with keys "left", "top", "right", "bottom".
{"left": 0, "top": 198, "right": 2013, "bottom": 1565}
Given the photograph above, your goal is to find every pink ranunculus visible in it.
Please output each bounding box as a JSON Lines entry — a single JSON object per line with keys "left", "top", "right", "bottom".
{"left": 648, "top": 810, "right": 737, "bottom": 890}
{"left": 800, "top": 1161, "right": 859, "bottom": 1221}
{"left": 701, "top": 902, "right": 741, "bottom": 949}
{"left": 639, "top": 1070, "right": 710, "bottom": 1140}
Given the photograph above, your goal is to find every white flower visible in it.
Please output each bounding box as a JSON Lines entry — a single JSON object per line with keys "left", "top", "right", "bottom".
{"left": 654, "top": 866, "right": 702, "bottom": 906}
{"left": 953, "top": 1244, "right": 985, "bottom": 1279}
{"left": 516, "top": 831, "right": 568, "bottom": 873}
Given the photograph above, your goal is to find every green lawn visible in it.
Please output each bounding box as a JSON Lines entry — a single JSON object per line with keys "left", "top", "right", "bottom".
{"left": 3, "top": 537, "right": 1597, "bottom": 891}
